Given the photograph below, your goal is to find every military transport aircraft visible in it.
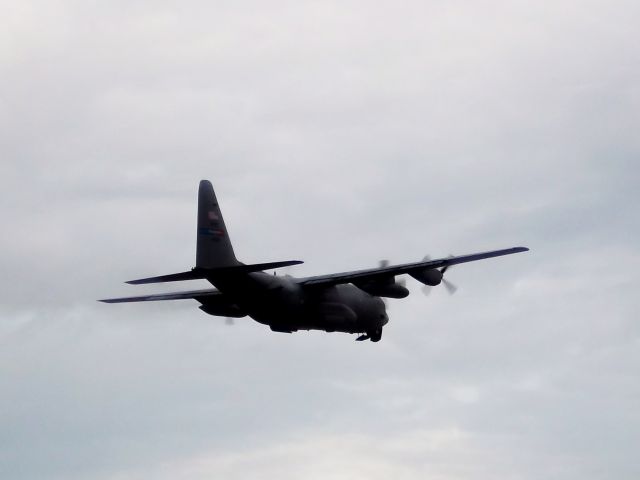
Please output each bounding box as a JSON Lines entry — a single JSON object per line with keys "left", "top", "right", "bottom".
{"left": 100, "top": 180, "right": 528, "bottom": 342}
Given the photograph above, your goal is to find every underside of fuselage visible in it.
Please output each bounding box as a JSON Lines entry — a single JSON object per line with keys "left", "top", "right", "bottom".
{"left": 201, "top": 272, "right": 389, "bottom": 341}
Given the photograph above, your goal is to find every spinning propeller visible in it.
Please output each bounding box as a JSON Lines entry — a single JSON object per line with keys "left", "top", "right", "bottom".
{"left": 420, "top": 255, "right": 458, "bottom": 295}
{"left": 376, "top": 259, "right": 407, "bottom": 306}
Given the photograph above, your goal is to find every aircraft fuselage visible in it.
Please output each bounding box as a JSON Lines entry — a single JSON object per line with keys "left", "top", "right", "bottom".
{"left": 205, "top": 272, "right": 388, "bottom": 339}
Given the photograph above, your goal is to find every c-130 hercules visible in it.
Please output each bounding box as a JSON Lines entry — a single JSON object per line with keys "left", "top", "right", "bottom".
{"left": 101, "top": 180, "right": 528, "bottom": 342}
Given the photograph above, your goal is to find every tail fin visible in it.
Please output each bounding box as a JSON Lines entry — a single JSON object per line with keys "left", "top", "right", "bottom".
{"left": 196, "top": 180, "right": 239, "bottom": 268}
{"left": 118, "top": 180, "right": 304, "bottom": 285}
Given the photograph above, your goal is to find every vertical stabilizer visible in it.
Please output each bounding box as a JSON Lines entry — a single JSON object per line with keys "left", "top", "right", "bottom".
{"left": 196, "top": 180, "right": 239, "bottom": 268}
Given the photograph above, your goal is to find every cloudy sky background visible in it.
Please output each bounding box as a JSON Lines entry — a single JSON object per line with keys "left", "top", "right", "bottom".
{"left": 1, "top": 1, "right": 639, "bottom": 478}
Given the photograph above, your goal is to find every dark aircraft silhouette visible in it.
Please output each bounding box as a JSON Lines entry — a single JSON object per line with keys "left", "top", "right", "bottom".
{"left": 100, "top": 180, "right": 528, "bottom": 342}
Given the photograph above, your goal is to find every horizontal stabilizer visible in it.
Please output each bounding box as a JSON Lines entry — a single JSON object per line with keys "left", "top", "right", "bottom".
{"left": 126, "top": 260, "right": 303, "bottom": 285}
{"left": 126, "top": 270, "right": 205, "bottom": 285}
{"left": 99, "top": 288, "right": 220, "bottom": 303}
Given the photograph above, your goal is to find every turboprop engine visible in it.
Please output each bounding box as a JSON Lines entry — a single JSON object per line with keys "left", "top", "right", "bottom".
{"left": 409, "top": 268, "right": 443, "bottom": 286}
{"left": 355, "top": 279, "right": 410, "bottom": 298}
{"left": 199, "top": 302, "right": 247, "bottom": 317}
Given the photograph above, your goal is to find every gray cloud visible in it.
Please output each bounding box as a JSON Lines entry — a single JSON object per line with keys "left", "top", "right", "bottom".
{"left": 1, "top": 0, "right": 639, "bottom": 479}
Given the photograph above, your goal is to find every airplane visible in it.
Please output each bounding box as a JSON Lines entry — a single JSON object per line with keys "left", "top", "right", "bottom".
{"left": 100, "top": 180, "right": 528, "bottom": 342}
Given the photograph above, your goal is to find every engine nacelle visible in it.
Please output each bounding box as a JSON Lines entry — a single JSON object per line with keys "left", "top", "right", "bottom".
{"left": 199, "top": 303, "right": 247, "bottom": 318}
{"left": 409, "top": 269, "right": 443, "bottom": 286}
{"left": 356, "top": 282, "right": 410, "bottom": 299}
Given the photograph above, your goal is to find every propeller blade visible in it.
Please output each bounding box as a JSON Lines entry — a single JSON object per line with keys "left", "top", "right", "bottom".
{"left": 420, "top": 254, "right": 457, "bottom": 295}
{"left": 420, "top": 255, "right": 433, "bottom": 295}
{"left": 443, "top": 278, "right": 458, "bottom": 295}
{"left": 379, "top": 260, "right": 391, "bottom": 307}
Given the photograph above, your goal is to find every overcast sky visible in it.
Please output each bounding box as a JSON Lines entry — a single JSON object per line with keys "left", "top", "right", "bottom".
{"left": 1, "top": 1, "right": 639, "bottom": 479}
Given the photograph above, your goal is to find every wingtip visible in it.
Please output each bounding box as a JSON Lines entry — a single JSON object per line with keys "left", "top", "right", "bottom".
{"left": 125, "top": 279, "right": 156, "bottom": 285}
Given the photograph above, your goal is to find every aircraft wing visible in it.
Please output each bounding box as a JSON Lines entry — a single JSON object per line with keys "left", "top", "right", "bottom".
{"left": 99, "top": 288, "right": 221, "bottom": 303}
{"left": 297, "top": 247, "right": 529, "bottom": 287}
